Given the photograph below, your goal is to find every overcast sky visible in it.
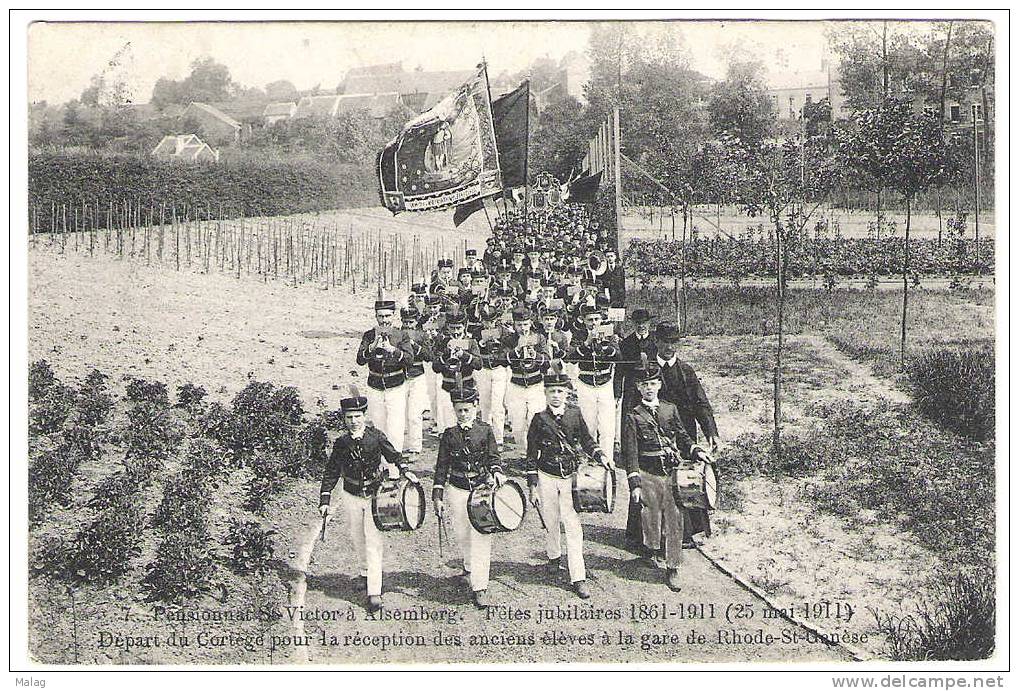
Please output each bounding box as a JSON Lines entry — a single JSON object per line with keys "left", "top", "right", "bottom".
{"left": 29, "top": 20, "right": 848, "bottom": 105}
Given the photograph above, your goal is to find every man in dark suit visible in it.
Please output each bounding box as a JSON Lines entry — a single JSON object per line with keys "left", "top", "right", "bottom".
{"left": 614, "top": 308, "right": 658, "bottom": 550}
{"left": 654, "top": 322, "right": 719, "bottom": 546}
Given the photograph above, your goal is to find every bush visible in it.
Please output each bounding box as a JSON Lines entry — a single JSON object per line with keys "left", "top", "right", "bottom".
{"left": 28, "top": 440, "right": 85, "bottom": 524}
{"left": 909, "top": 346, "right": 995, "bottom": 442}
{"left": 122, "top": 403, "right": 186, "bottom": 464}
{"left": 151, "top": 472, "right": 211, "bottom": 534}
{"left": 243, "top": 453, "right": 289, "bottom": 514}
{"left": 29, "top": 360, "right": 56, "bottom": 399}
{"left": 125, "top": 378, "right": 170, "bottom": 407}
{"left": 875, "top": 565, "right": 995, "bottom": 660}
{"left": 29, "top": 382, "right": 77, "bottom": 435}
{"left": 144, "top": 532, "right": 216, "bottom": 601}
{"left": 181, "top": 437, "right": 229, "bottom": 484}
{"left": 70, "top": 503, "right": 145, "bottom": 584}
{"left": 223, "top": 519, "right": 276, "bottom": 575}
{"left": 87, "top": 468, "right": 151, "bottom": 513}
{"left": 176, "top": 383, "right": 208, "bottom": 413}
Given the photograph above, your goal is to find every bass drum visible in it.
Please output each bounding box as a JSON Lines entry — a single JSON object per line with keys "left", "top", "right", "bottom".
{"left": 671, "top": 460, "right": 718, "bottom": 511}
{"left": 572, "top": 463, "right": 617, "bottom": 513}
{"left": 372, "top": 478, "right": 426, "bottom": 532}
{"left": 467, "top": 480, "right": 527, "bottom": 534}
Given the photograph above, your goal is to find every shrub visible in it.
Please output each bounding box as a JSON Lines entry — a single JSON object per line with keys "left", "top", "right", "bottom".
{"left": 125, "top": 378, "right": 170, "bottom": 407}
{"left": 122, "top": 403, "right": 186, "bottom": 463}
{"left": 874, "top": 565, "right": 995, "bottom": 660}
{"left": 70, "top": 503, "right": 145, "bottom": 584}
{"left": 223, "top": 519, "right": 276, "bottom": 575}
{"left": 151, "top": 472, "right": 212, "bottom": 534}
{"left": 243, "top": 453, "right": 289, "bottom": 514}
{"left": 29, "top": 360, "right": 56, "bottom": 399}
{"left": 28, "top": 440, "right": 83, "bottom": 524}
{"left": 88, "top": 468, "right": 151, "bottom": 513}
{"left": 143, "top": 532, "right": 216, "bottom": 601}
{"left": 29, "top": 382, "right": 77, "bottom": 435}
{"left": 181, "top": 437, "right": 229, "bottom": 484}
{"left": 176, "top": 383, "right": 208, "bottom": 413}
{"left": 29, "top": 535, "right": 69, "bottom": 580}
{"left": 909, "top": 345, "right": 995, "bottom": 442}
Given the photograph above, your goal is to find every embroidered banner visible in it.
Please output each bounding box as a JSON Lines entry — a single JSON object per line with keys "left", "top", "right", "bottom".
{"left": 379, "top": 65, "right": 502, "bottom": 214}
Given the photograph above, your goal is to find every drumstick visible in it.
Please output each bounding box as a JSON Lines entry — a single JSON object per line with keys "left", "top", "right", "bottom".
{"left": 320, "top": 513, "right": 328, "bottom": 543}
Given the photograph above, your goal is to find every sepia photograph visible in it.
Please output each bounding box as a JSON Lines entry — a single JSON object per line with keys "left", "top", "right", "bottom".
{"left": 12, "top": 11, "right": 1007, "bottom": 674}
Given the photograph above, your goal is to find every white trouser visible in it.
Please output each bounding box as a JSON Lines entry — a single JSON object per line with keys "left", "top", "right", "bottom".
{"left": 537, "top": 471, "right": 586, "bottom": 583}
{"left": 435, "top": 388, "right": 455, "bottom": 431}
{"left": 403, "top": 375, "right": 428, "bottom": 454}
{"left": 342, "top": 489, "right": 383, "bottom": 596}
{"left": 425, "top": 369, "right": 440, "bottom": 429}
{"left": 479, "top": 366, "right": 510, "bottom": 444}
{"left": 366, "top": 384, "right": 406, "bottom": 453}
{"left": 615, "top": 398, "right": 623, "bottom": 445}
{"left": 445, "top": 485, "right": 492, "bottom": 592}
{"left": 575, "top": 380, "right": 615, "bottom": 456}
{"left": 506, "top": 382, "right": 546, "bottom": 447}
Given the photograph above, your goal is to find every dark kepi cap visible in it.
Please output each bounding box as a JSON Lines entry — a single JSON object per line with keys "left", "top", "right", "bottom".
{"left": 465, "top": 249, "right": 478, "bottom": 258}
{"left": 543, "top": 371, "right": 571, "bottom": 388}
{"left": 450, "top": 387, "right": 479, "bottom": 404}
{"left": 411, "top": 282, "right": 428, "bottom": 295}
{"left": 512, "top": 306, "right": 532, "bottom": 321}
{"left": 655, "top": 323, "right": 682, "bottom": 343}
{"left": 340, "top": 396, "right": 368, "bottom": 412}
{"left": 400, "top": 306, "right": 420, "bottom": 320}
{"left": 438, "top": 258, "right": 454, "bottom": 268}
{"left": 580, "top": 304, "right": 601, "bottom": 318}
{"left": 374, "top": 300, "right": 396, "bottom": 312}
{"left": 425, "top": 295, "right": 442, "bottom": 306}
{"left": 470, "top": 269, "right": 488, "bottom": 279}
{"left": 633, "top": 360, "right": 662, "bottom": 383}
{"left": 631, "top": 308, "right": 652, "bottom": 324}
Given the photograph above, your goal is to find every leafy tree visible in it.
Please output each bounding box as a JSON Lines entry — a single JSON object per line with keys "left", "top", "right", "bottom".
{"left": 265, "top": 79, "right": 298, "bottom": 102}
{"left": 151, "top": 57, "right": 235, "bottom": 109}
{"left": 839, "top": 101, "right": 956, "bottom": 366}
{"left": 707, "top": 57, "right": 776, "bottom": 147}
{"left": 803, "top": 98, "right": 833, "bottom": 137}
{"left": 529, "top": 95, "right": 589, "bottom": 179}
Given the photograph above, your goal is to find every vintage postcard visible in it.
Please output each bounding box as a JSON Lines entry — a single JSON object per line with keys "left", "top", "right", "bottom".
{"left": 14, "top": 13, "right": 1007, "bottom": 674}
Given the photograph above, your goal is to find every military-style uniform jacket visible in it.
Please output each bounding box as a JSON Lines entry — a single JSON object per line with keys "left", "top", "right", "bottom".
{"left": 433, "top": 420, "right": 502, "bottom": 500}
{"left": 658, "top": 357, "right": 719, "bottom": 441}
{"left": 537, "top": 326, "right": 571, "bottom": 362}
{"left": 478, "top": 325, "right": 511, "bottom": 369}
{"left": 402, "top": 329, "right": 433, "bottom": 379}
{"left": 525, "top": 407, "right": 601, "bottom": 484}
{"left": 501, "top": 332, "right": 551, "bottom": 387}
{"left": 621, "top": 400, "right": 699, "bottom": 489}
{"left": 565, "top": 338, "right": 620, "bottom": 387}
{"left": 356, "top": 328, "right": 414, "bottom": 391}
{"left": 432, "top": 335, "right": 482, "bottom": 391}
{"left": 319, "top": 427, "right": 406, "bottom": 502}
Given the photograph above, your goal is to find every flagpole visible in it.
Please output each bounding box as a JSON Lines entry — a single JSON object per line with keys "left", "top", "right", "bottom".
{"left": 613, "top": 106, "right": 622, "bottom": 259}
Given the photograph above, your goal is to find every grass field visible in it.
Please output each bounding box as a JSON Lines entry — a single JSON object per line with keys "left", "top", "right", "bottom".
{"left": 25, "top": 211, "right": 997, "bottom": 662}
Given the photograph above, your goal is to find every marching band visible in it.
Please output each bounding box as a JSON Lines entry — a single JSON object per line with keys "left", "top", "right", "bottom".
{"left": 324, "top": 205, "right": 720, "bottom": 612}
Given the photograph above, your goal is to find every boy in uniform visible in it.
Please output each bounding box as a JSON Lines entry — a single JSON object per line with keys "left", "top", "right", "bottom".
{"left": 502, "top": 306, "right": 551, "bottom": 451}
{"left": 400, "top": 306, "right": 432, "bottom": 463}
{"left": 355, "top": 300, "right": 413, "bottom": 451}
{"left": 525, "top": 369, "right": 612, "bottom": 599}
{"left": 319, "top": 394, "right": 418, "bottom": 612}
{"left": 433, "top": 387, "right": 507, "bottom": 608}
{"left": 620, "top": 359, "right": 710, "bottom": 591}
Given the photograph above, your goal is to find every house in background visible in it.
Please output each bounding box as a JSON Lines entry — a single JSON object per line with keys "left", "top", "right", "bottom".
{"left": 263, "top": 101, "right": 297, "bottom": 126}
{"left": 181, "top": 102, "right": 247, "bottom": 144}
{"left": 766, "top": 60, "right": 846, "bottom": 122}
{"left": 151, "top": 134, "right": 220, "bottom": 162}
{"left": 340, "top": 63, "right": 476, "bottom": 113}
{"left": 292, "top": 92, "right": 402, "bottom": 121}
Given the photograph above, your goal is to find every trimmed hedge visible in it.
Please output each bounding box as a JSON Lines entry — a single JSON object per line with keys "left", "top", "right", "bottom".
{"left": 28, "top": 150, "right": 379, "bottom": 232}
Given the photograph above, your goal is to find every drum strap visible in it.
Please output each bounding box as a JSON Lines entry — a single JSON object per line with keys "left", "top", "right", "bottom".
{"left": 634, "top": 405, "right": 681, "bottom": 475}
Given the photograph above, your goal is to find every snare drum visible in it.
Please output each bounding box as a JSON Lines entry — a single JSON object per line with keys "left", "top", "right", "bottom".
{"left": 671, "top": 460, "right": 718, "bottom": 511}
{"left": 467, "top": 480, "right": 527, "bottom": 534}
{"left": 572, "top": 463, "right": 617, "bottom": 513}
{"left": 372, "top": 478, "right": 426, "bottom": 532}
